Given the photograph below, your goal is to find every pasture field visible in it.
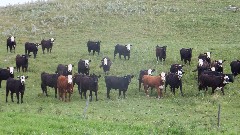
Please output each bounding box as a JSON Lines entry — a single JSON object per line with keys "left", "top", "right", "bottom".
{"left": 0, "top": 0, "right": 240, "bottom": 134}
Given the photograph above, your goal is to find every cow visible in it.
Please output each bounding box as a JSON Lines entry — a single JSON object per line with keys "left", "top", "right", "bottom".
{"left": 105, "top": 75, "right": 134, "bottom": 99}
{"left": 56, "top": 64, "right": 74, "bottom": 76}
{"left": 78, "top": 74, "right": 101, "bottom": 101}
{"left": 25, "top": 42, "right": 40, "bottom": 59}
{"left": 114, "top": 44, "right": 132, "bottom": 60}
{"left": 165, "top": 70, "right": 184, "bottom": 96}
{"left": 78, "top": 59, "right": 91, "bottom": 75}
{"left": 156, "top": 45, "right": 167, "bottom": 63}
{"left": 198, "top": 52, "right": 211, "bottom": 64}
{"left": 230, "top": 60, "right": 240, "bottom": 77}
{"left": 41, "top": 38, "right": 55, "bottom": 54}
{"left": 15, "top": 54, "right": 30, "bottom": 72}
{"left": 142, "top": 72, "right": 166, "bottom": 99}
{"left": 138, "top": 69, "right": 156, "bottom": 91}
{"left": 210, "top": 60, "right": 226, "bottom": 73}
{"left": 180, "top": 48, "right": 193, "bottom": 65}
{"left": 0, "top": 67, "right": 15, "bottom": 88}
{"left": 198, "top": 73, "right": 231, "bottom": 95}
{"left": 57, "top": 75, "right": 74, "bottom": 102}
{"left": 41, "top": 72, "right": 59, "bottom": 98}
{"left": 99, "top": 57, "right": 112, "bottom": 75}
{"left": 170, "top": 64, "right": 184, "bottom": 74}
{"left": 87, "top": 40, "right": 101, "bottom": 55}
{"left": 192, "top": 59, "right": 211, "bottom": 82}
{"left": 6, "top": 75, "right": 28, "bottom": 104}
{"left": 7, "top": 36, "right": 16, "bottom": 53}
{"left": 73, "top": 73, "right": 85, "bottom": 95}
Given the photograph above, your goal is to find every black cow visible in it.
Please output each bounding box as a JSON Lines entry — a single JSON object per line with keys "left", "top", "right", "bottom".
{"left": 7, "top": 36, "right": 16, "bottom": 53}
{"left": 78, "top": 59, "right": 91, "bottom": 75}
{"left": 78, "top": 74, "right": 101, "bottom": 101}
{"left": 15, "top": 54, "right": 30, "bottom": 72}
{"left": 198, "top": 52, "right": 211, "bottom": 64}
{"left": 25, "top": 42, "right": 40, "bottom": 59}
{"left": 105, "top": 75, "right": 134, "bottom": 99}
{"left": 114, "top": 44, "right": 132, "bottom": 60}
{"left": 165, "top": 70, "right": 183, "bottom": 96}
{"left": 198, "top": 73, "right": 231, "bottom": 95}
{"left": 41, "top": 38, "right": 55, "bottom": 54}
{"left": 192, "top": 59, "right": 211, "bottom": 82}
{"left": 56, "top": 64, "right": 74, "bottom": 76}
{"left": 41, "top": 72, "right": 60, "bottom": 98}
{"left": 99, "top": 57, "right": 112, "bottom": 75}
{"left": 0, "top": 67, "right": 15, "bottom": 88}
{"left": 138, "top": 69, "right": 155, "bottom": 91}
{"left": 156, "top": 45, "right": 167, "bottom": 63}
{"left": 180, "top": 48, "right": 193, "bottom": 65}
{"left": 230, "top": 60, "right": 240, "bottom": 77}
{"left": 170, "top": 64, "right": 184, "bottom": 74}
{"left": 87, "top": 40, "right": 101, "bottom": 55}
{"left": 6, "top": 75, "right": 28, "bottom": 104}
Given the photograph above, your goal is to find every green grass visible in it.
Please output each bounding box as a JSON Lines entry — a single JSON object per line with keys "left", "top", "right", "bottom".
{"left": 0, "top": 0, "right": 240, "bottom": 134}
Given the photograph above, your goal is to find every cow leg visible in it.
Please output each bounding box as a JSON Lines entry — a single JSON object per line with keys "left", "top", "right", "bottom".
{"left": 138, "top": 80, "right": 141, "bottom": 92}
{"left": 84, "top": 91, "right": 87, "bottom": 99}
{"left": 211, "top": 87, "right": 215, "bottom": 95}
{"left": 114, "top": 52, "right": 117, "bottom": 59}
{"left": 180, "top": 85, "right": 183, "bottom": 96}
{"left": 33, "top": 52, "right": 36, "bottom": 59}
{"left": 156, "top": 87, "right": 161, "bottom": 99}
{"left": 119, "top": 54, "right": 121, "bottom": 59}
{"left": 16, "top": 93, "right": 20, "bottom": 104}
{"left": 0, "top": 80, "right": 2, "bottom": 88}
{"left": 107, "top": 88, "right": 111, "bottom": 99}
{"left": 47, "top": 48, "right": 49, "bottom": 53}
{"left": 97, "top": 51, "right": 100, "bottom": 55}
{"left": 95, "top": 91, "right": 98, "bottom": 101}
{"left": 7, "top": 45, "right": 9, "bottom": 52}
{"left": 118, "top": 90, "right": 122, "bottom": 98}
{"left": 54, "top": 87, "right": 57, "bottom": 98}
{"left": 50, "top": 48, "right": 52, "bottom": 53}
{"left": 93, "top": 51, "right": 95, "bottom": 55}
{"left": 21, "top": 92, "right": 24, "bottom": 103}
{"left": 128, "top": 55, "right": 130, "bottom": 60}
{"left": 172, "top": 88, "right": 176, "bottom": 95}
{"left": 65, "top": 92, "right": 67, "bottom": 102}
{"left": 221, "top": 88, "right": 225, "bottom": 95}
{"left": 144, "top": 85, "right": 149, "bottom": 97}
{"left": 11, "top": 92, "right": 14, "bottom": 102}
{"left": 89, "top": 90, "right": 93, "bottom": 101}
{"left": 123, "top": 90, "right": 126, "bottom": 98}
{"left": 6, "top": 89, "right": 9, "bottom": 102}
{"left": 69, "top": 93, "right": 71, "bottom": 102}
{"left": 42, "top": 48, "right": 45, "bottom": 54}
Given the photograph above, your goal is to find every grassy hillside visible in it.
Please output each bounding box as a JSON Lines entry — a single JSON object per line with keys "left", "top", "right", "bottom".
{"left": 0, "top": 0, "right": 240, "bottom": 134}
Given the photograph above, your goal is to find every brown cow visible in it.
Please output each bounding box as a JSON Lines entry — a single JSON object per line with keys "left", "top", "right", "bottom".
{"left": 57, "top": 75, "right": 73, "bottom": 102}
{"left": 142, "top": 72, "right": 166, "bottom": 99}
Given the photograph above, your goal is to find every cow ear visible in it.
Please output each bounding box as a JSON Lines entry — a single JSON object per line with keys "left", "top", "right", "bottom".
{"left": 152, "top": 69, "right": 156, "bottom": 72}
{"left": 25, "top": 76, "right": 28, "bottom": 79}
{"left": 131, "top": 75, "right": 134, "bottom": 78}
{"left": 17, "top": 76, "right": 20, "bottom": 78}
{"left": 130, "top": 44, "right": 132, "bottom": 46}
{"left": 98, "top": 75, "right": 101, "bottom": 78}
{"left": 89, "top": 60, "right": 91, "bottom": 62}
{"left": 7, "top": 67, "right": 10, "bottom": 70}
{"left": 223, "top": 60, "right": 226, "bottom": 63}
{"left": 72, "top": 65, "right": 74, "bottom": 67}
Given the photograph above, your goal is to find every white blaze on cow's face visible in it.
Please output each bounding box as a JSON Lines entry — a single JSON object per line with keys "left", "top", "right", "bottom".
{"left": 9, "top": 67, "right": 14, "bottom": 74}
{"left": 160, "top": 72, "right": 166, "bottom": 81}
{"left": 10, "top": 36, "right": 15, "bottom": 42}
{"left": 223, "top": 75, "right": 229, "bottom": 84}
{"left": 50, "top": 38, "right": 55, "bottom": 43}
{"left": 148, "top": 69, "right": 153, "bottom": 75}
{"left": 218, "top": 60, "right": 223, "bottom": 67}
{"left": 103, "top": 58, "right": 108, "bottom": 65}
{"left": 198, "top": 59, "right": 203, "bottom": 66}
{"left": 68, "top": 75, "right": 73, "bottom": 84}
{"left": 206, "top": 52, "right": 211, "bottom": 58}
{"left": 211, "top": 67, "right": 216, "bottom": 71}
{"left": 126, "top": 44, "right": 131, "bottom": 51}
{"left": 19, "top": 76, "right": 26, "bottom": 84}
{"left": 68, "top": 64, "right": 73, "bottom": 72}
{"left": 177, "top": 70, "right": 183, "bottom": 79}
{"left": 85, "top": 60, "right": 90, "bottom": 68}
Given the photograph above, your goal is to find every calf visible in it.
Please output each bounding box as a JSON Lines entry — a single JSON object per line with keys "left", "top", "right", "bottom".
{"left": 41, "top": 72, "right": 59, "bottom": 98}
{"left": 114, "top": 44, "right": 132, "bottom": 60}
{"left": 6, "top": 75, "right": 28, "bottom": 104}
{"left": 41, "top": 38, "right": 55, "bottom": 54}
{"left": 57, "top": 75, "right": 74, "bottom": 102}
{"left": 99, "top": 57, "right": 112, "bottom": 75}
{"left": 165, "top": 70, "right": 184, "bottom": 96}
{"left": 7, "top": 36, "right": 16, "bottom": 53}
{"left": 142, "top": 72, "right": 166, "bottom": 99}
{"left": 180, "top": 48, "right": 193, "bottom": 65}
{"left": 138, "top": 69, "right": 156, "bottom": 91}
{"left": 198, "top": 52, "right": 211, "bottom": 64}
{"left": 78, "top": 59, "right": 91, "bottom": 75}
{"left": 170, "top": 64, "right": 184, "bottom": 74}
{"left": 105, "top": 75, "right": 134, "bottom": 99}
{"left": 156, "top": 45, "right": 167, "bottom": 63}
{"left": 56, "top": 64, "right": 74, "bottom": 76}
{"left": 87, "top": 40, "right": 101, "bottom": 55}
{"left": 230, "top": 60, "right": 240, "bottom": 77}
{"left": 0, "top": 67, "right": 15, "bottom": 88}
{"left": 25, "top": 42, "right": 40, "bottom": 59}
{"left": 15, "top": 54, "right": 30, "bottom": 72}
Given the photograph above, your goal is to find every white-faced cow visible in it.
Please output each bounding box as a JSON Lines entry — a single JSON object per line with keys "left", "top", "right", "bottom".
{"left": 6, "top": 75, "right": 28, "bottom": 104}
{"left": 165, "top": 70, "right": 184, "bottom": 96}
{"left": 114, "top": 44, "right": 132, "bottom": 60}
{"left": 41, "top": 38, "right": 55, "bottom": 54}
{"left": 78, "top": 59, "right": 91, "bottom": 75}
{"left": 57, "top": 75, "right": 74, "bottom": 102}
{"left": 198, "top": 52, "right": 211, "bottom": 64}
{"left": 87, "top": 40, "right": 101, "bottom": 55}
{"left": 7, "top": 36, "right": 16, "bottom": 53}
{"left": 180, "top": 48, "right": 193, "bottom": 65}
{"left": 25, "top": 42, "right": 41, "bottom": 59}
{"left": 0, "top": 67, "right": 15, "bottom": 88}
{"left": 99, "top": 57, "right": 112, "bottom": 75}
{"left": 56, "top": 64, "right": 74, "bottom": 76}
{"left": 156, "top": 45, "right": 167, "bottom": 63}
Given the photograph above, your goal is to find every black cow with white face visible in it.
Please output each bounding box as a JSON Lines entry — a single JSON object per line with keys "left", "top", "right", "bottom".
{"left": 170, "top": 64, "right": 184, "bottom": 74}
{"left": 180, "top": 48, "right": 193, "bottom": 65}
{"left": 105, "top": 75, "right": 134, "bottom": 99}
{"left": 56, "top": 64, "right": 74, "bottom": 76}
{"left": 87, "top": 40, "right": 101, "bottom": 55}
{"left": 6, "top": 75, "right": 28, "bottom": 104}
{"left": 25, "top": 42, "right": 40, "bottom": 59}
{"left": 99, "top": 57, "right": 112, "bottom": 75}
{"left": 41, "top": 38, "right": 55, "bottom": 54}
{"left": 114, "top": 44, "right": 132, "bottom": 60}
{"left": 7, "top": 36, "right": 16, "bottom": 53}
{"left": 78, "top": 59, "right": 91, "bottom": 75}
{"left": 165, "top": 70, "right": 184, "bottom": 96}
{"left": 198, "top": 52, "right": 211, "bottom": 64}
{"left": 156, "top": 45, "right": 167, "bottom": 63}
{"left": 0, "top": 67, "right": 15, "bottom": 88}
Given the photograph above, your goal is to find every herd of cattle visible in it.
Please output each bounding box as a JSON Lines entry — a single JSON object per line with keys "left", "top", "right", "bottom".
{"left": 1, "top": 35, "right": 240, "bottom": 103}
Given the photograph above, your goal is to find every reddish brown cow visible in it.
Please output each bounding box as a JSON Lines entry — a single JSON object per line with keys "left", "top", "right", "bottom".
{"left": 142, "top": 72, "right": 166, "bottom": 99}
{"left": 57, "top": 75, "right": 73, "bottom": 102}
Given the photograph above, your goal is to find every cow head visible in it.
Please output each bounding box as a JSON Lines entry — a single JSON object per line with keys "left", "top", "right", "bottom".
{"left": 50, "top": 38, "right": 55, "bottom": 43}
{"left": 125, "top": 44, "right": 132, "bottom": 51}
{"left": 17, "top": 75, "right": 28, "bottom": 85}
{"left": 160, "top": 72, "right": 166, "bottom": 81}
{"left": 7, "top": 67, "right": 14, "bottom": 75}
{"left": 84, "top": 60, "right": 91, "bottom": 68}
{"left": 198, "top": 59, "right": 204, "bottom": 66}
{"left": 10, "top": 36, "right": 15, "bottom": 42}
{"left": 204, "top": 52, "right": 211, "bottom": 58}
{"left": 176, "top": 70, "right": 183, "bottom": 79}
{"left": 125, "top": 75, "right": 134, "bottom": 83}
{"left": 223, "top": 75, "right": 230, "bottom": 84}
{"left": 66, "top": 64, "right": 74, "bottom": 72}
{"left": 103, "top": 58, "right": 108, "bottom": 65}
{"left": 90, "top": 73, "right": 101, "bottom": 83}
{"left": 147, "top": 69, "right": 155, "bottom": 75}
